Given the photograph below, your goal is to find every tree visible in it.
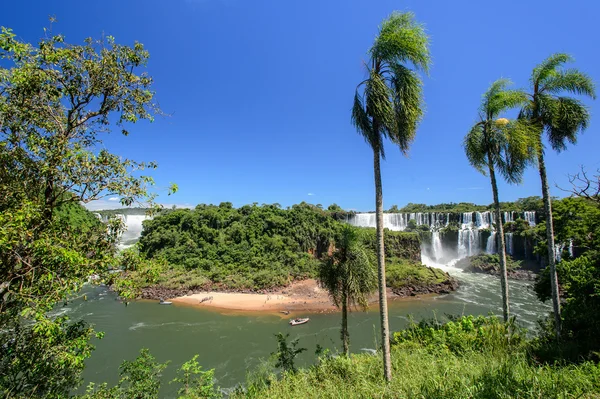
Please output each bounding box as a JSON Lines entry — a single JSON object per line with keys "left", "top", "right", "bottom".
{"left": 0, "top": 25, "right": 168, "bottom": 396}
{"left": 318, "top": 226, "right": 377, "bottom": 355}
{"left": 272, "top": 333, "right": 306, "bottom": 374}
{"left": 519, "top": 54, "right": 596, "bottom": 337}
{"left": 559, "top": 166, "right": 600, "bottom": 206}
{"left": 351, "top": 11, "right": 430, "bottom": 381}
{"left": 464, "top": 79, "right": 535, "bottom": 321}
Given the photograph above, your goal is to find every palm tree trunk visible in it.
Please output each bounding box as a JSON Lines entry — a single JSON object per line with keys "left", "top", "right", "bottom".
{"left": 538, "top": 150, "right": 561, "bottom": 337}
{"left": 488, "top": 156, "right": 509, "bottom": 322}
{"left": 373, "top": 148, "right": 392, "bottom": 382}
{"left": 341, "top": 291, "right": 349, "bottom": 356}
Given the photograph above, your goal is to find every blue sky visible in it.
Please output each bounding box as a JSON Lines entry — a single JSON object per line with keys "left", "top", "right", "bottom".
{"left": 3, "top": 0, "right": 599, "bottom": 211}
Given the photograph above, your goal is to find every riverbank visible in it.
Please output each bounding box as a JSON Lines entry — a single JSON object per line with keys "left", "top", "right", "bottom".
{"left": 159, "top": 278, "right": 457, "bottom": 312}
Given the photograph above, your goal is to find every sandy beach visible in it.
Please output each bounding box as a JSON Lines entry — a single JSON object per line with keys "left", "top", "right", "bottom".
{"left": 169, "top": 279, "right": 338, "bottom": 312}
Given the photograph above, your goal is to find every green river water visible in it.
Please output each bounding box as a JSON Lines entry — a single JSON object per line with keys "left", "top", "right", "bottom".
{"left": 58, "top": 260, "right": 549, "bottom": 398}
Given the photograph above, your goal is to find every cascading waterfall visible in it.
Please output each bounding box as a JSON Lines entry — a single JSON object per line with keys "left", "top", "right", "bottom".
{"left": 347, "top": 210, "right": 536, "bottom": 262}
{"left": 486, "top": 232, "right": 497, "bottom": 254}
{"left": 94, "top": 213, "right": 151, "bottom": 249}
{"left": 505, "top": 233, "right": 514, "bottom": 255}
{"left": 524, "top": 211, "right": 536, "bottom": 226}
{"left": 431, "top": 231, "right": 443, "bottom": 260}
{"left": 568, "top": 239, "right": 574, "bottom": 258}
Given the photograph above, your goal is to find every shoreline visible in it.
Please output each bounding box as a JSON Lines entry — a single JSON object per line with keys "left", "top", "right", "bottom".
{"left": 164, "top": 278, "right": 456, "bottom": 313}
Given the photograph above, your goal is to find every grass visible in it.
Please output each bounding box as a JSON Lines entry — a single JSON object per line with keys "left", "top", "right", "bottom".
{"left": 386, "top": 258, "right": 449, "bottom": 288}
{"left": 231, "top": 316, "right": 600, "bottom": 399}
{"left": 235, "top": 349, "right": 599, "bottom": 398}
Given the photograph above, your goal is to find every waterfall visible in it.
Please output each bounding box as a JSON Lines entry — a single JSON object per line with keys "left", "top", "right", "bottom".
{"left": 568, "top": 239, "right": 574, "bottom": 258}
{"left": 346, "top": 209, "right": 535, "bottom": 262}
{"left": 503, "top": 211, "right": 514, "bottom": 223}
{"left": 486, "top": 231, "right": 497, "bottom": 254}
{"left": 523, "top": 211, "right": 536, "bottom": 226}
{"left": 431, "top": 231, "right": 443, "bottom": 261}
{"left": 505, "top": 233, "right": 514, "bottom": 255}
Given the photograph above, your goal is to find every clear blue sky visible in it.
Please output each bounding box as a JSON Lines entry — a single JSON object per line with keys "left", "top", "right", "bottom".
{"left": 3, "top": 0, "right": 599, "bottom": 211}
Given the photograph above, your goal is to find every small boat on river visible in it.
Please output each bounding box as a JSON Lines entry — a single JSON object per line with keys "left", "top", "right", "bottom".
{"left": 159, "top": 299, "right": 172, "bottom": 305}
{"left": 289, "top": 318, "right": 309, "bottom": 326}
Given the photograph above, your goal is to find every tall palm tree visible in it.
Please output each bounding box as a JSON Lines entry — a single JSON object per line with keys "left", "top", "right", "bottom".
{"left": 318, "top": 225, "right": 377, "bottom": 356}
{"left": 464, "top": 79, "right": 535, "bottom": 322}
{"left": 351, "top": 11, "right": 430, "bottom": 381}
{"left": 519, "top": 54, "right": 596, "bottom": 337}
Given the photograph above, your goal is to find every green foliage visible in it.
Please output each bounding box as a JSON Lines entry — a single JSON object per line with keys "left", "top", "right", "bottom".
{"left": 81, "top": 350, "right": 220, "bottom": 399}
{"left": 534, "top": 255, "right": 600, "bottom": 361}
{"left": 318, "top": 225, "right": 377, "bottom": 354}
{"left": 0, "top": 25, "right": 163, "bottom": 397}
{"left": 352, "top": 11, "right": 430, "bottom": 158}
{"left": 456, "top": 253, "right": 535, "bottom": 273}
{"left": 318, "top": 226, "right": 377, "bottom": 311}
{"left": 392, "top": 315, "right": 526, "bottom": 355}
{"left": 171, "top": 355, "right": 220, "bottom": 399}
{"left": 385, "top": 258, "right": 448, "bottom": 288}
{"left": 272, "top": 333, "right": 307, "bottom": 374}
{"left": 0, "top": 317, "right": 99, "bottom": 398}
{"left": 231, "top": 317, "right": 600, "bottom": 399}
{"left": 464, "top": 78, "right": 536, "bottom": 184}
{"left": 520, "top": 53, "right": 596, "bottom": 154}
{"left": 137, "top": 203, "right": 343, "bottom": 291}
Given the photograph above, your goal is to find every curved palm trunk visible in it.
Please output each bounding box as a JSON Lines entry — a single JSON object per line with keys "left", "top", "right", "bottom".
{"left": 488, "top": 156, "right": 509, "bottom": 322}
{"left": 373, "top": 148, "right": 392, "bottom": 382}
{"left": 341, "top": 291, "right": 349, "bottom": 356}
{"left": 538, "top": 150, "right": 561, "bottom": 337}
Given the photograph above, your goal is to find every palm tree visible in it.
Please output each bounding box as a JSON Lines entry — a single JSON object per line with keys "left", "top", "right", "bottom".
{"left": 464, "top": 79, "right": 535, "bottom": 322}
{"left": 519, "top": 54, "right": 596, "bottom": 337}
{"left": 351, "top": 11, "right": 430, "bottom": 381}
{"left": 318, "top": 225, "right": 377, "bottom": 356}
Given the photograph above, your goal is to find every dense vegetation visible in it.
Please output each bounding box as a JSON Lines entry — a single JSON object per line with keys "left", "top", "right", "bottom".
{"left": 113, "top": 202, "right": 433, "bottom": 296}
{"left": 0, "top": 25, "right": 171, "bottom": 397}
{"left": 234, "top": 316, "right": 600, "bottom": 398}
{"left": 390, "top": 196, "right": 545, "bottom": 214}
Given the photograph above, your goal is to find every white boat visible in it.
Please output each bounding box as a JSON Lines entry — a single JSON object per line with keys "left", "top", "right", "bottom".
{"left": 289, "top": 318, "right": 309, "bottom": 326}
{"left": 159, "top": 299, "right": 172, "bottom": 305}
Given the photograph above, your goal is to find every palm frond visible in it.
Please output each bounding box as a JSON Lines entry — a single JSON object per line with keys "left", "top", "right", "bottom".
{"left": 545, "top": 96, "right": 590, "bottom": 152}
{"left": 543, "top": 68, "right": 596, "bottom": 99}
{"left": 388, "top": 63, "right": 423, "bottom": 155}
{"left": 351, "top": 90, "right": 373, "bottom": 141}
{"left": 488, "top": 89, "right": 529, "bottom": 118}
{"left": 532, "top": 53, "right": 572, "bottom": 85}
{"left": 496, "top": 120, "right": 538, "bottom": 183}
{"left": 463, "top": 122, "right": 487, "bottom": 175}
{"left": 370, "top": 11, "right": 431, "bottom": 73}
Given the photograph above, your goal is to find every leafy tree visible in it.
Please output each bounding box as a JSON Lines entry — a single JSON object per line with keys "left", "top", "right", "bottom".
{"left": 171, "top": 355, "right": 220, "bottom": 399}
{"left": 0, "top": 25, "right": 167, "bottom": 396}
{"left": 464, "top": 79, "right": 535, "bottom": 321}
{"left": 351, "top": 11, "right": 430, "bottom": 381}
{"left": 318, "top": 226, "right": 377, "bottom": 355}
{"left": 519, "top": 53, "right": 596, "bottom": 337}
{"left": 81, "top": 349, "right": 167, "bottom": 399}
{"left": 272, "top": 333, "right": 306, "bottom": 374}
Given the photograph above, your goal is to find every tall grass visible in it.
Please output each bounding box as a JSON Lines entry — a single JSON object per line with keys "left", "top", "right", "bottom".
{"left": 232, "top": 316, "right": 600, "bottom": 398}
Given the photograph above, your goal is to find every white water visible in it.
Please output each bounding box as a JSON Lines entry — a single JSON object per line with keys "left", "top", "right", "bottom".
{"left": 96, "top": 213, "right": 151, "bottom": 250}
{"left": 347, "top": 210, "right": 536, "bottom": 261}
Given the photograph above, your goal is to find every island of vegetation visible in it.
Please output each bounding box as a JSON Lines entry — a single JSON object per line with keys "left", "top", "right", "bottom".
{"left": 107, "top": 202, "right": 457, "bottom": 311}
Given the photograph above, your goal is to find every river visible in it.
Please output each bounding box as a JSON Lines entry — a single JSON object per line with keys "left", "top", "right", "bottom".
{"left": 63, "top": 257, "right": 548, "bottom": 397}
